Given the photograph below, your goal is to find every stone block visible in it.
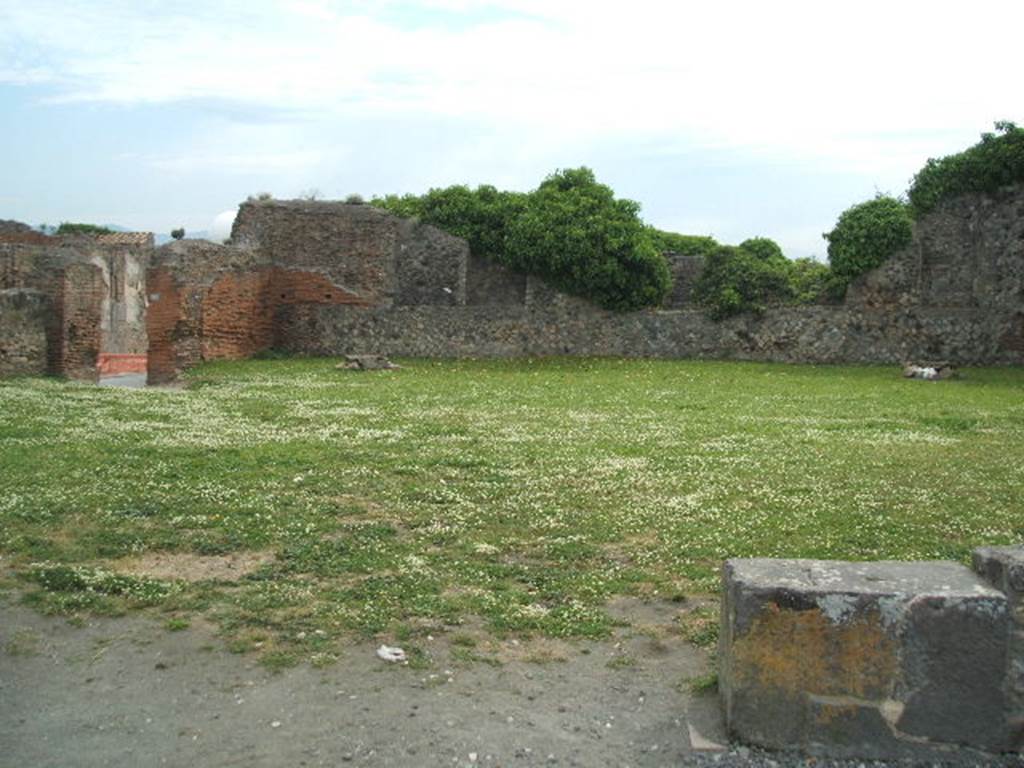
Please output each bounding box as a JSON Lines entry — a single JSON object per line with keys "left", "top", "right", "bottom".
{"left": 974, "top": 545, "right": 1024, "bottom": 749}
{"left": 720, "top": 558, "right": 1014, "bottom": 758}
{"left": 974, "top": 545, "right": 1024, "bottom": 602}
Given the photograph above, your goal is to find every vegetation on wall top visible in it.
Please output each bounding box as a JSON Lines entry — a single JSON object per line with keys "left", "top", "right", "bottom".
{"left": 374, "top": 169, "right": 671, "bottom": 312}
{"left": 908, "top": 121, "right": 1024, "bottom": 216}
{"left": 692, "top": 238, "right": 834, "bottom": 319}
{"left": 366, "top": 123, "right": 1019, "bottom": 318}
{"left": 646, "top": 228, "right": 719, "bottom": 258}
{"left": 818, "top": 122, "right": 1021, "bottom": 296}
{"left": 824, "top": 195, "right": 914, "bottom": 290}
{"left": 55, "top": 222, "right": 114, "bottom": 236}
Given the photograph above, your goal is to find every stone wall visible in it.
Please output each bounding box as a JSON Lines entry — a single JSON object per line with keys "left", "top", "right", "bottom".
{"left": 0, "top": 289, "right": 48, "bottom": 376}
{"left": 265, "top": 186, "right": 1023, "bottom": 366}
{"left": 230, "top": 200, "right": 469, "bottom": 307}
{"left": 663, "top": 252, "right": 705, "bottom": 308}
{"left": 277, "top": 283, "right": 1023, "bottom": 365}
{"left": 51, "top": 263, "right": 105, "bottom": 381}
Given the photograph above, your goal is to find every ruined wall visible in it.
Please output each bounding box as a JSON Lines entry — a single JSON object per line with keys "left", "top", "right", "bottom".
{"left": 275, "top": 185, "right": 1024, "bottom": 366}
{"left": 145, "top": 239, "right": 378, "bottom": 383}
{"left": 662, "top": 252, "right": 705, "bottom": 308}
{"left": 231, "top": 200, "right": 469, "bottom": 307}
{"left": 95, "top": 249, "right": 149, "bottom": 355}
{"left": 145, "top": 204, "right": 470, "bottom": 383}
{"left": 146, "top": 241, "right": 268, "bottom": 384}
{"left": 0, "top": 237, "right": 151, "bottom": 379}
{"left": 466, "top": 254, "right": 527, "bottom": 306}
{"left": 8, "top": 183, "right": 1020, "bottom": 383}
{"left": 0, "top": 289, "right": 48, "bottom": 376}
{"left": 51, "top": 262, "right": 105, "bottom": 381}
{"left": 278, "top": 288, "right": 1023, "bottom": 365}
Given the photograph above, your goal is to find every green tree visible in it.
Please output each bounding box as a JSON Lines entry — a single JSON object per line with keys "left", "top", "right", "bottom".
{"left": 646, "top": 228, "right": 719, "bottom": 258}
{"left": 693, "top": 245, "right": 793, "bottom": 319}
{"left": 505, "top": 168, "right": 671, "bottom": 311}
{"left": 738, "top": 237, "right": 786, "bottom": 265}
{"left": 374, "top": 170, "right": 671, "bottom": 311}
{"left": 824, "top": 196, "right": 913, "bottom": 289}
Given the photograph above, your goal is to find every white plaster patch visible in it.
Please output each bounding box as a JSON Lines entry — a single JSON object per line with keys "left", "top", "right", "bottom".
{"left": 817, "top": 593, "right": 857, "bottom": 624}
{"left": 879, "top": 698, "right": 905, "bottom": 726}
{"left": 877, "top": 596, "right": 907, "bottom": 628}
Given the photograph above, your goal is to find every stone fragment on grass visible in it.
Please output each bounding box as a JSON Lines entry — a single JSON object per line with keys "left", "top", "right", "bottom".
{"left": 337, "top": 354, "right": 400, "bottom": 371}
{"left": 902, "top": 361, "right": 958, "bottom": 380}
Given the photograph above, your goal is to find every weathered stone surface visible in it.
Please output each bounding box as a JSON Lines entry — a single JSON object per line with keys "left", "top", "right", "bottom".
{"left": 974, "top": 545, "right": 1024, "bottom": 750}
{"left": 974, "top": 545, "right": 1024, "bottom": 598}
{"left": 662, "top": 252, "right": 705, "bottom": 308}
{"left": 0, "top": 288, "right": 48, "bottom": 376}
{"left": 720, "top": 558, "right": 1014, "bottom": 758}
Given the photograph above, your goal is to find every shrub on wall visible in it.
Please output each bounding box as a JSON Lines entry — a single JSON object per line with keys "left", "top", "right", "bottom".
{"left": 374, "top": 185, "right": 526, "bottom": 265}
{"left": 823, "top": 196, "right": 913, "bottom": 288}
{"left": 908, "top": 121, "right": 1024, "bottom": 216}
{"left": 647, "top": 228, "right": 719, "bottom": 257}
{"left": 693, "top": 245, "right": 794, "bottom": 319}
{"left": 505, "top": 168, "right": 671, "bottom": 311}
{"left": 56, "top": 222, "right": 114, "bottom": 236}
{"left": 788, "top": 258, "right": 840, "bottom": 304}
{"left": 374, "top": 169, "right": 671, "bottom": 311}
{"left": 738, "top": 237, "right": 787, "bottom": 265}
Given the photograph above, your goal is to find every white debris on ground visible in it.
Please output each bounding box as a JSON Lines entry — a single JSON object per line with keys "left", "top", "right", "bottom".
{"left": 375, "top": 645, "right": 407, "bottom": 663}
{"left": 902, "top": 362, "right": 958, "bottom": 380}
{"left": 905, "top": 365, "right": 939, "bottom": 379}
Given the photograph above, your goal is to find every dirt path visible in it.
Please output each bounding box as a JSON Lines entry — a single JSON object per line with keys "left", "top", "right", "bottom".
{"left": 0, "top": 598, "right": 724, "bottom": 768}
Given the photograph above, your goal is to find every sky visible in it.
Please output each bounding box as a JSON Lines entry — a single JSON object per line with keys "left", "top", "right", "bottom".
{"left": 1, "top": 0, "right": 1022, "bottom": 258}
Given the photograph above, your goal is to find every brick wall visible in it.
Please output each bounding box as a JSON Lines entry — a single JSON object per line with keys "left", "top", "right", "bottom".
{"left": 145, "top": 238, "right": 373, "bottom": 383}
{"left": 51, "top": 263, "right": 104, "bottom": 381}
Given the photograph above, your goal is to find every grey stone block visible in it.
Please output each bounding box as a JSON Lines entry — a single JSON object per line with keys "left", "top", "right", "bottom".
{"left": 720, "top": 558, "right": 1014, "bottom": 758}
{"left": 974, "top": 545, "right": 1024, "bottom": 601}
{"left": 974, "top": 545, "right": 1024, "bottom": 751}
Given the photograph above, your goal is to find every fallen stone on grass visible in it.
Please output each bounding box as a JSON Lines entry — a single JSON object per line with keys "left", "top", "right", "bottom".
{"left": 337, "top": 354, "right": 400, "bottom": 371}
{"left": 902, "top": 361, "right": 957, "bottom": 380}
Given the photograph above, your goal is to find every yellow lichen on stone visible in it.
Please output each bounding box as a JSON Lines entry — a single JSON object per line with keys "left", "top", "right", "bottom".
{"left": 732, "top": 604, "right": 897, "bottom": 699}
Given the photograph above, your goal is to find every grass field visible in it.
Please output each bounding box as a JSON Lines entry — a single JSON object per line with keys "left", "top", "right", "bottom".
{"left": 1, "top": 358, "right": 1022, "bottom": 667}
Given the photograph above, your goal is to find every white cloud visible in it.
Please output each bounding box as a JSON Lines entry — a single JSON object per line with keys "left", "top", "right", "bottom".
{"left": 209, "top": 209, "right": 237, "bottom": 242}
{"left": 2, "top": 0, "right": 1020, "bottom": 173}
{"left": 2, "top": 0, "right": 1023, "bottom": 255}
{"left": 143, "top": 149, "right": 325, "bottom": 174}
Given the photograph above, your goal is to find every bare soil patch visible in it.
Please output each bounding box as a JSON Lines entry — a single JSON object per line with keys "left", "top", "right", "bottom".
{"left": 112, "top": 551, "right": 275, "bottom": 583}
